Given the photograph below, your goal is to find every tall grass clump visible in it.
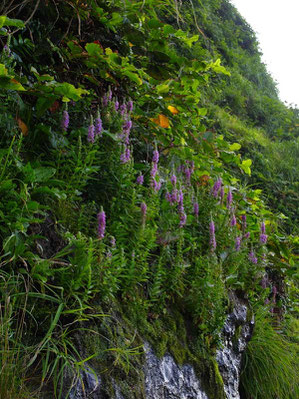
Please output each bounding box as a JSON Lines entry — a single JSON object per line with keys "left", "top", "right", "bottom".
{"left": 0, "top": 273, "right": 36, "bottom": 399}
{"left": 240, "top": 308, "right": 299, "bottom": 399}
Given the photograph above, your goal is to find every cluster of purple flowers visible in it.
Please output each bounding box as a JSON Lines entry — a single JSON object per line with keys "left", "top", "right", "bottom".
{"left": 150, "top": 148, "right": 161, "bottom": 192}
{"left": 260, "top": 221, "right": 268, "bottom": 244}
{"left": 95, "top": 110, "right": 103, "bottom": 137}
{"left": 226, "top": 188, "right": 233, "bottom": 209}
{"left": 178, "top": 189, "right": 187, "bottom": 228}
{"left": 87, "top": 112, "right": 103, "bottom": 144}
{"left": 248, "top": 250, "right": 258, "bottom": 264}
{"left": 230, "top": 212, "right": 237, "bottom": 227}
{"left": 136, "top": 173, "right": 144, "bottom": 185}
{"left": 193, "top": 201, "right": 199, "bottom": 218}
{"left": 212, "top": 177, "right": 222, "bottom": 198}
{"left": 87, "top": 117, "right": 95, "bottom": 143}
{"left": 235, "top": 236, "right": 242, "bottom": 251}
{"left": 97, "top": 209, "right": 106, "bottom": 240}
{"left": 182, "top": 161, "right": 194, "bottom": 185}
{"left": 61, "top": 109, "right": 69, "bottom": 132}
{"left": 165, "top": 173, "right": 180, "bottom": 205}
{"left": 120, "top": 119, "right": 133, "bottom": 163}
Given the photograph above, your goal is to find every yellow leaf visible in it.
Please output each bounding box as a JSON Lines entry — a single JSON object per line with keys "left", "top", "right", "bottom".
{"left": 168, "top": 105, "right": 179, "bottom": 114}
{"left": 17, "top": 118, "right": 28, "bottom": 136}
{"left": 152, "top": 114, "right": 170, "bottom": 128}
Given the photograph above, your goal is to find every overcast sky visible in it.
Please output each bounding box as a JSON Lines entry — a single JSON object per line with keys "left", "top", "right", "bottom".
{"left": 230, "top": 0, "right": 299, "bottom": 107}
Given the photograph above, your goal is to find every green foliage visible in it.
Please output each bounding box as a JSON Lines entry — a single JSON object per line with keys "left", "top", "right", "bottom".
{"left": 240, "top": 309, "right": 299, "bottom": 399}
{"left": 0, "top": 0, "right": 297, "bottom": 397}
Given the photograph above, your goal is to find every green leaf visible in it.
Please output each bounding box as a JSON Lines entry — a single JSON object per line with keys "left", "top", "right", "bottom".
{"left": 229, "top": 143, "right": 241, "bottom": 151}
{"left": 122, "top": 70, "right": 142, "bottom": 85}
{"left": 85, "top": 43, "right": 103, "bottom": 57}
{"left": 0, "top": 16, "right": 25, "bottom": 28}
{"left": 241, "top": 159, "right": 252, "bottom": 176}
{"left": 156, "top": 83, "right": 170, "bottom": 94}
{"left": 36, "top": 96, "right": 56, "bottom": 117}
{"left": 34, "top": 167, "right": 56, "bottom": 182}
{"left": 197, "top": 108, "right": 207, "bottom": 116}
{"left": 54, "top": 82, "right": 89, "bottom": 101}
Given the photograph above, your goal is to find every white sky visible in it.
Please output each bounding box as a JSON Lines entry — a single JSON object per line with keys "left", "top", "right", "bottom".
{"left": 230, "top": 0, "right": 299, "bottom": 106}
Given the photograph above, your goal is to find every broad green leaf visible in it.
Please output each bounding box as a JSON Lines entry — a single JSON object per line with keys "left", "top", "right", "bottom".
{"left": 86, "top": 43, "right": 103, "bottom": 57}
{"left": 229, "top": 143, "right": 241, "bottom": 151}
{"left": 0, "top": 16, "right": 25, "bottom": 28}
{"left": 54, "top": 82, "right": 89, "bottom": 101}
{"left": 34, "top": 167, "right": 56, "bottom": 182}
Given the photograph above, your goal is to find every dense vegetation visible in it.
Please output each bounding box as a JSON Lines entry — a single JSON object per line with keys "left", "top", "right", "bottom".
{"left": 0, "top": 1, "right": 298, "bottom": 398}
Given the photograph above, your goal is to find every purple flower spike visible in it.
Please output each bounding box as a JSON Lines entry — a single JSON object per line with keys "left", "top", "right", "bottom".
{"left": 230, "top": 214, "right": 237, "bottom": 227}
{"left": 244, "top": 232, "right": 250, "bottom": 240}
{"left": 260, "top": 223, "right": 268, "bottom": 244}
{"left": 115, "top": 99, "right": 120, "bottom": 112}
{"left": 123, "top": 120, "right": 132, "bottom": 132}
{"left": 249, "top": 250, "right": 258, "bottom": 264}
{"left": 3, "top": 44, "right": 11, "bottom": 56}
{"left": 235, "top": 236, "right": 241, "bottom": 251}
{"left": 120, "top": 103, "right": 126, "bottom": 117}
{"left": 110, "top": 236, "right": 116, "bottom": 247}
{"left": 97, "top": 209, "right": 106, "bottom": 240}
{"left": 179, "top": 211, "right": 187, "bottom": 228}
{"left": 151, "top": 179, "right": 161, "bottom": 192}
{"left": 150, "top": 162, "right": 158, "bottom": 178}
{"left": 95, "top": 116, "right": 102, "bottom": 136}
{"left": 152, "top": 150, "right": 159, "bottom": 164}
{"left": 127, "top": 100, "right": 133, "bottom": 113}
{"left": 136, "top": 174, "right": 144, "bottom": 185}
{"left": 61, "top": 110, "right": 69, "bottom": 132}
{"left": 226, "top": 189, "right": 233, "bottom": 209}
{"left": 88, "top": 123, "right": 95, "bottom": 143}
{"left": 209, "top": 220, "right": 216, "bottom": 252}
{"left": 120, "top": 145, "right": 131, "bottom": 164}
{"left": 212, "top": 178, "right": 222, "bottom": 198}
{"left": 165, "top": 191, "right": 172, "bottom": 202}
{"left": 155, "top": 181, "right": 162, "bottom": 192}
{"left": 260, "top": 233, "right": 268, "bottom": 245}
{"left": 184, "top": 168, "right": 192, "bottom": 184}
{"left": 171, "top": 174, "right": 177, "bottom": 186}
{"left": 178, "top": 189, "right": 184, "bottom": 213}
{"left": 242, "top": 214, "right": 247, "bottom": 229}
{"left": 193, "top": 202, "right": 199, "bottom": 218}
{"left": 261, "top": 276, "right": 268, "bottom": 289}
{"left": 172, "top": 188, "right": 178, "bottom": 203}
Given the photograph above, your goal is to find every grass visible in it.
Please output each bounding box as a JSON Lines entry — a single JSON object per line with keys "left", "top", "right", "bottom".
{"left": 240, "top": 308, "right": 299, "bottom": 399}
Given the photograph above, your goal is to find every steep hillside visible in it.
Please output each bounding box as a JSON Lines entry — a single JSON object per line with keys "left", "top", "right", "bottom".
{"left": 0, "top": 1, "right": 298, "bottom": 398}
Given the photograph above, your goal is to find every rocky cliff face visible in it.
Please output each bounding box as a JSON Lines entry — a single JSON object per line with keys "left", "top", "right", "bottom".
{"left": 216, "top": 293, "right": 254, "bottom": 399}
{"left": 67, "top": 294, "right": 253, "bottom": 399}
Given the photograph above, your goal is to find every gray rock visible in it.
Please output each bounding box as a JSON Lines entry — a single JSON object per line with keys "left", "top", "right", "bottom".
{"left": 68, "top": 368, "right": 101, "bottom": 399}
{"left": 144, "top": 342, "right": 209, "bottom": 399}
{"left": 216, "top": 293, "right": 254, "bottom": 399}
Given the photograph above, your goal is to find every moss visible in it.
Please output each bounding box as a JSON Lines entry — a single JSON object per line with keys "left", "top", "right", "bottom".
{"left": 74, "top": 298, "right": 227, "bottom": 398}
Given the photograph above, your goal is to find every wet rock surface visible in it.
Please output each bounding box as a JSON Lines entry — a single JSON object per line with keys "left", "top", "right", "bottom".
{"left": 144, "top": 342, "right": 209, "bottom": 399}
{"left": 67, "top": 293, "right": 254, "bottom": 399}
{"left": 216, "top": 293, "right": 254, "bottom": 399}
{"left": 68, "top": 369, "right": 101, "bottom": 399}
